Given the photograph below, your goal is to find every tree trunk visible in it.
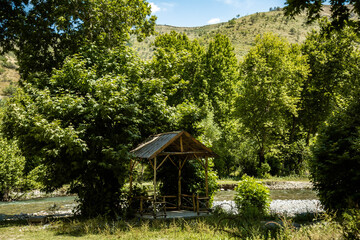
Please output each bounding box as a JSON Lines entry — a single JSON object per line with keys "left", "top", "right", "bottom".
{"left": 258, "top": 147, "right": 265, "bottom": 165}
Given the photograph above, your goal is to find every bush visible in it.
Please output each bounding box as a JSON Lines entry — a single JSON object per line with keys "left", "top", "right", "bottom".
{"left": 342, "top": 209, "right": 360, "bottom": 239}
{"left": 0, "top": 136, "right": 26, "bottom": 201}
{"left": 311, "top": 98, "right": 360, "bottom": 213}
{"left": 257, "top": 162, "right": 271, "bottom": 178}
{"left": 234, "top": 175, "right": 270, "bottom": 215}
{"left": 2, "top": 83, "right": 17, "bottom": 96}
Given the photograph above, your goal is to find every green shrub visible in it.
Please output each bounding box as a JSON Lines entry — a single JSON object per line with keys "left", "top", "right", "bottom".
{"left": 257, "top": 162, "right": 271, "bottom": 178}
{"left": 342, "top": 209, "right": 360, "bottom": 239}
{"left": 2, "top": 83, "right": 17, "bottom": 96}
{"left": 234, "top": 175, "right": 270, "bottom": 215}
{"left": 0, "top": 137, "right": 26, "bottom": 201}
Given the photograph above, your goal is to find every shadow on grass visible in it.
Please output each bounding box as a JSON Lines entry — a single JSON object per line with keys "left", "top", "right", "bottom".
{"left": 0, "top": 210, "right": 322, "bottom": 238}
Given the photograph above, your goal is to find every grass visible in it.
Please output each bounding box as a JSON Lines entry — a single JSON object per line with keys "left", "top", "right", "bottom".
{"left": 0, "top": 211, "right": 344, "bottom": 240}
{"left": 0, "top": 53, "right": 19, "bottom": 98}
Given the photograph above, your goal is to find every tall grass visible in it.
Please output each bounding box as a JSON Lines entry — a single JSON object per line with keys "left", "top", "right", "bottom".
{"left": 0, "top": 211, "right": 346, "bottom": 239}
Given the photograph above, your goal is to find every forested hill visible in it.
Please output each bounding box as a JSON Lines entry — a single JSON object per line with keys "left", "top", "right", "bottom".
{"left": 0, "top": 6, "right": 330, "bottom": 94}
{"left": 129, "top": 6, "right": 332, "bottom": 60}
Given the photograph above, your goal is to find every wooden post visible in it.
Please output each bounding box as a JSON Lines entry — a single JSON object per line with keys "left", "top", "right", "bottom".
{"left": 180, "top": 136, "right": 183, "bottom": 152}
{"left": 129, "top": 159, "right": 133, "bottom": 197}
{"left": 205, "top": 157, "right": 209, "bottom": 209}
{"left": 140, "top": 197, "right": 143, "bottom": 216}
{"left": 154, "top": 157, "right": 157, "bottom": 201}
{"left": 178, "top": 159, "right": 182, "bottom": 210}
{"left": 196, "top": 193, "right": 200, "bottom": 215}
{"left": 178, "top": 136, "right": 183, "bottom": 210}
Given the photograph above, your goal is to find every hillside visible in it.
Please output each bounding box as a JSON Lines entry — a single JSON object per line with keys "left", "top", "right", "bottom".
{"left": 129, "top": 7, "right": 329, "bottom": 60}
{"left": 0, "top": 52, "right": 19, "bottom": 99}
{"left": 0, "top": 7, "right": 330, "bottom": 95}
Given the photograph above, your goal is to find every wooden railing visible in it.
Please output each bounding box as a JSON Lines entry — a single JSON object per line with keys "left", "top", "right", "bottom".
{"left": 133, "top": 193, "right": 210, "bottom": 218}
{"left": 159, "top": 195, "right": 177, "bottom": 210}
{"left": 196, "top": 193, "right": 210, "bottom": 215}
{"left": 133, "top": 196, "right": 166, "bottom": 218}
{"left": 181, "top": 194, "right": 196, "bottom": 211}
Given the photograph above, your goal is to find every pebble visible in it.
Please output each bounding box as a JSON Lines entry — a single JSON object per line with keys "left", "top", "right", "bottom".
{"left": 212, "top": 199, "right": 323, "bottom": 217}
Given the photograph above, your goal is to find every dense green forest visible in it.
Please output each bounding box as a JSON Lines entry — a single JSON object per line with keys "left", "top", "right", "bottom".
{"left": 0, "top": 0, "right": 360, "bottom": 220}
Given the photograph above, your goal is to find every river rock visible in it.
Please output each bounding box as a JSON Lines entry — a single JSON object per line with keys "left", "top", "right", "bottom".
{"left": 212, "top": 199, "right": 323, "bottom": 217}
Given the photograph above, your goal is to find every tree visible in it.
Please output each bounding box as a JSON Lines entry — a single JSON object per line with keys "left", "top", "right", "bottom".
{"left": 284, "top": 0, "right": 360, "bottom": 30}
{"left": 311, "top": 96, "right": 360, "bottom": 213}
{"left": 202, "top": 34, "right": 238, "bottom": 125}
{"left": 0, "top": 0, "right": 156, "bottom": 81}
{"left": 150, "top": 31, "right": 204, "bottom": 107}
{"left": 299, "top": 20, "right": 360, "bottom": 144}
{"left": 1, "top": 46, "right": 173, "bottom": 217}
{"left": 236, "top": 33, "right": 309, "bottom": 172}
{"left": 150, "top": 32, "right": 238, "bottom": 123}
{"left": 150, "top": 32, "right": 240, "bottom": 177}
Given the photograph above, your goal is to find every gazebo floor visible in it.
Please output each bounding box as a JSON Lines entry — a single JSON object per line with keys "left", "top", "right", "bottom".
{"left": 135, "top": 210, "right": 212, "bottom": 219}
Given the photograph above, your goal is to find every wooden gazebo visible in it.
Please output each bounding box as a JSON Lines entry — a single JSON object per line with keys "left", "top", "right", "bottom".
{"left": 129, "top": 131, "right": 217, "bottom": 216}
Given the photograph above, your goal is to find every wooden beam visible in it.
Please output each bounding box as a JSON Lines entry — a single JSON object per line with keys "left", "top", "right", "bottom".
{"left": 158, "top": 151, "right": 208, "bottom": 156}
{"left": 183, "top": 131, "right": 217, "bottom": 157}
{"left": 194, "top": 154, "right": 206, "bottom": 169}
{"left": 180, "top": 136, "right": 183, "bottom": 152}
{"left": 156, "top": 155, "right": 170, "bottom": 170}
{"left": 129, "top": 158, "right": 134, "bottom": 199}
{"left": 205, "top": 157, "right": 209, "bottom": 209}
{"left": 178, "top": 159, "right": 182, "bottom": 209}
{"left": 181, "top": 155, "right": 188, "bottom": 169}
{"left": 168, "top": 156, "right": 178, "bottom": 169}
{"left": 148, "top": 158, "right": 154, "bottom": 169}
{"left": 154, "top": 157, "right": 157, "bottom": 202}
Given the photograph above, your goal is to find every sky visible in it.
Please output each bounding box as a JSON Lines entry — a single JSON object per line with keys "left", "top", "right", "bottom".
{"left": 149, "top": 0, "right": 287, "bottom": 27}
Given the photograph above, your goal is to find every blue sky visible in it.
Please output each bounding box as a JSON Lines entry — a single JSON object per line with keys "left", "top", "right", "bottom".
{"left": 149, "top": 0, "right": 287, "bottom": 27}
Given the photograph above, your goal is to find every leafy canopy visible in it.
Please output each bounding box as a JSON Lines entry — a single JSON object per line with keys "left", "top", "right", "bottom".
{"left": 312, "top": 96, "right": 360, "bottom": 213}
{"left": 236, "top": 33, "right": 309, "bottom": 165}
{"left": 1, "top": 46, "right": 173, "bottom": 217}
{"left": 284, "top": 0, "right": 360, "bottom": 30}
{"left": 0, "top": 0, "right": 156, "bottom": 80}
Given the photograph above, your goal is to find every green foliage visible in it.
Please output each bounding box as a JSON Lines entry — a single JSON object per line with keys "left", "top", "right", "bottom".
{"left": 284, "top": 0, "right": 360, "bottom": 30}
{"left": 151, "top": 32, "right": 239, "bottom": 178}
{"left": 311, "top": 97, "right": 360, "bottom": 214}
{"left": 234, "top": 175, "right": 270, "bottom": 215}
{"left": 267, "top": 139, "right": 311, "bottom": 176}
{"left": 257, "top": 162, "right": 271, "bottom": 178}
{"left": 0, "top": 136, "right": 26, "bottom": 201}
{"left": 1, "top": 45, "right": 173, "bottom": 217}
{"left": 342, "top": 209, "right": 360, "bottom": 240}
{"left": 202, "top": 34, "right": 238, "bottom": 123}
{"left": 150, "top": 31, "right": 204, "bottom": 107}
{"left": 157, "top": 158, "right": 218, "bottom": 205}
{"left": 236, "top": 33, "right": 310, "bottom": 173}
{"left": 0, "top": 0, "right": 156, "bottom": 81}
{"left": 2, "top": 82, "right": 17, "bottom": 96}
{"left": 299, "top": 21, "right": 360, "bottom": 142}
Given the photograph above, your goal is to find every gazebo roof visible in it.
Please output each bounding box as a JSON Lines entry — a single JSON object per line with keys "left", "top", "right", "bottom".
{"left": 130, "top": 131, "right": 217, "bottom": 160}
